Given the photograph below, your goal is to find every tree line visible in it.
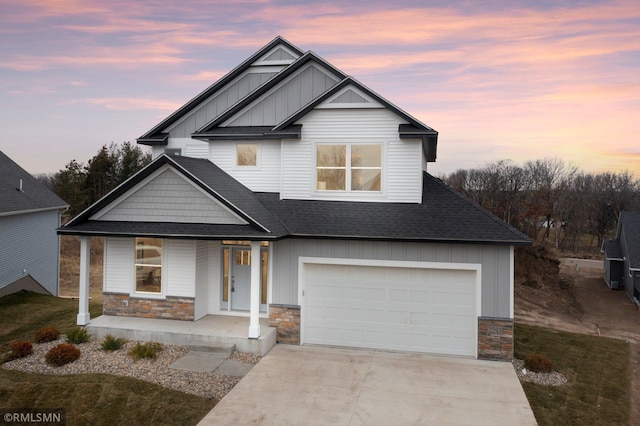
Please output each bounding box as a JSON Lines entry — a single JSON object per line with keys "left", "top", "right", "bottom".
{"left": 441, "top": 158, "right": 640, "bottom": 252}
{"left": 37, "top": 142, "right": 151, "bottom": 217}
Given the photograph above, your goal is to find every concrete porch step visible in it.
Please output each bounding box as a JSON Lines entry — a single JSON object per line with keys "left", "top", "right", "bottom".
{"left": 189, "top": 341, "right": 236, "bottom": 356}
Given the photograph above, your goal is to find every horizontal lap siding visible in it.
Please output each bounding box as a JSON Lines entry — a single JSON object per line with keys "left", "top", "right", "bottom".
{"left": 0, "top": 211, "right": 60, "bottom": 295}
{"left": 194, "top": 241, "right": 209, "bottom": 320}
{"left": 210, "top": 141, "right": 282, "bottom": 192}
{"left": 282, "top": 109, "right": 422, "bottom": 202}
{"left": 166, "top": 240, "right": 195, "bottom": 298}
{"left": 104, "top": 237, "right": 134, "bottom": 293}
{"left": 272, "top": 239, "right": 511, "bottom": 318}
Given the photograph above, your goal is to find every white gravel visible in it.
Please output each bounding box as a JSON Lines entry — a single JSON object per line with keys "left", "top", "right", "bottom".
{"left": 513, "top": 359, "right": 568, "bottom": 386}
{"left": 1, "top": 337, "right": 261, "bottom": 400}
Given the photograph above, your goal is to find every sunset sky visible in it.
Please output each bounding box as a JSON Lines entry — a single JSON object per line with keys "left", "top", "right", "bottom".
{"left": 1, "top": 0, "right": 638, "bottom": 177}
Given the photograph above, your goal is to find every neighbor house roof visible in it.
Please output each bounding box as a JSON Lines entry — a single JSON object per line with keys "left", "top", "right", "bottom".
{"left": 0, "top": 151, "right": 68, "bottom": 217}
{"left": 59, "top": 154, "right": 531, "bottom": 246}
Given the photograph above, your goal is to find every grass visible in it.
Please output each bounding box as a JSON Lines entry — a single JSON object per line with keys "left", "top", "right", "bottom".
{"left": 0, "top": 292, "right": 215, "bottom": 425}
{"left": 515, "top": 323, "right": 630, "bottom": 426}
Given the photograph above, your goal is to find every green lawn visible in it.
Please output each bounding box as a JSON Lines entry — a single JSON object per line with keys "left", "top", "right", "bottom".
{"left": 515, "top": 323, "right": 630, "bottom": 425}
{"left": 0, "top": 292, "right": 215, "bottom": 426}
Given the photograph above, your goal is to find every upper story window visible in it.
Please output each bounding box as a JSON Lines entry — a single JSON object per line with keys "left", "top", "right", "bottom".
{"left": 237, "top": 144, "right": 258, "bottom": 166}
{"left": 135, "top": 237, "right": 162, "bottom": 294}
{"left": 317, "top": 144, "right": 381, "bottom": 191}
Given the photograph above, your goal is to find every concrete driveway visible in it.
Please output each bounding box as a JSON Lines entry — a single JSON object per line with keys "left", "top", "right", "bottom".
{"left": 198, "top": 345, "right": 537, "bottom": 425}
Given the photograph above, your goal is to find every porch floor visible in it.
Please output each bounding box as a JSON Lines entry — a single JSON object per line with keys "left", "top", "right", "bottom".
{"left": 86, "top": 315, "right": 277, "bottom": 355}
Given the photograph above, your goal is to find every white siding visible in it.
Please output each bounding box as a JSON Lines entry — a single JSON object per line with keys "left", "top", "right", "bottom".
{"left": 0, "top": 210, "right": 61, "bottom": 295}
{"left": 272, "top": 239, "right": 512, "bottom": 318}
{"left": 194, "top": 241, "right": 209, "bottom": 320}
{"left": 104, "top": 237, "right": 134, "bottom": 293}
{"left": 207, "top": 241, "right": 222, "bottom": 313}
{"left": 185, "top": 140, "right": 209, "bottom": 158}
{"left": 281, "top": 108, "right": 423, "bottom": 203}
{"left": 92, "top": 167, "right": 247, "bottom": 225}
{"left": 166, "top": 239, "right": 195, "bottom": 297}
{"left": 209, "top": 141, "right": 282, "bottom": 192}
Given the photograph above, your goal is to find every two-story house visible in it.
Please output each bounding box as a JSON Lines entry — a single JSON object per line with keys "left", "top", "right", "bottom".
{"left": 59, "top": 37, "right": 531, "bottom": 361}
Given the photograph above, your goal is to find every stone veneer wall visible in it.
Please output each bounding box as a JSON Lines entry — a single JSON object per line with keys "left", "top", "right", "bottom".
{"left": 477, "top": 317, "right": 513, "bottom": 361}
{"left": 269, "top": 304, "right": 300, "bottom": 344}
{"left": 103, "top": 292, "right": 195, "bottom": 321}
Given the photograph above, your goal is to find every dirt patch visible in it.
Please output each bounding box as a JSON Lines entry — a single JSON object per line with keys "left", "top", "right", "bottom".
{"left": 59, "top": 236, "right": 104, "bottom": 302}
{"left": 514, "top": 245, "right": 640, "bottom": 424}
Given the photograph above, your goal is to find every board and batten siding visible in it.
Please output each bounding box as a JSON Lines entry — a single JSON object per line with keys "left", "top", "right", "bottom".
{"left": 208, "top": 141, "right": 283, "bottom": 192}
{"left": 167, "top": 71, "right": 279, "bottom": 138}
{"left": 91, "top": 167, "right": 247, "bottom": 225}
{"left": 225, "top": 64, "right": 340, "bottom": 127}
{"left": 281, "top": 108, "right": 423, "bottom": 203}
{"left": 271, "top": 239, "right": 512, "bottom": 319}
{"left": 0, "top": 210, "right": 61, "bottom": 295}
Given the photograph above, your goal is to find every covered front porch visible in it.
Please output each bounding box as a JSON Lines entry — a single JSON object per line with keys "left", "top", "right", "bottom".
{"left": 85, "top": 314, "right": 277, "bottom": 355}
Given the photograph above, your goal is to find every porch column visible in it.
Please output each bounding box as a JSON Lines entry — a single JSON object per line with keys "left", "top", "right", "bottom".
{"left": 77, "top": 236, "right": 91, "bottom": 326}
{"left": 248, "top": 240, "right": 261, "bottom": 338}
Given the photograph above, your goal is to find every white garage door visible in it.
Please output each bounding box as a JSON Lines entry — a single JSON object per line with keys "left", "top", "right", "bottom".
{"left": 302, "top": 262, "right": 478, "bottom": 357}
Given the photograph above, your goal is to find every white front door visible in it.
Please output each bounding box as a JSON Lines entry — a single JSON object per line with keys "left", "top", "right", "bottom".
{"left": 230, "top": 248, "right": 251, "bottom": 311}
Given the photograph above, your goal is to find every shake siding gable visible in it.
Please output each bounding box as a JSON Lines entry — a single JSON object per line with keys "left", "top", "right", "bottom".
{"left": 91, "top": 167, "right": 247, "bottom": 225}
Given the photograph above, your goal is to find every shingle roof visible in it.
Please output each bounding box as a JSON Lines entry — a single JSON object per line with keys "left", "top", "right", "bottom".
{"left": 256, "top": 173, "right": 530, "bottom": 245}
{"left": 60, "top": 155, "right": 531, "bottom": 246}
{"left": 0, "top": 151, "right": 68, "bottom": 216}
{"left": 619, "top": 211, "right": 640, "bottom": 269}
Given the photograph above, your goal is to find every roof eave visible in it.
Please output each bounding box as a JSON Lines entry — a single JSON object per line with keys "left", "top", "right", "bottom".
{"left": 0, "top": 205, "right": 69, "bottom": 217}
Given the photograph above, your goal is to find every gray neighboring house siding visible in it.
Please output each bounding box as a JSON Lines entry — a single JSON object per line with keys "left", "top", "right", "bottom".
{"left": 603, "top": 211, "right": 640, "bottom": 301}
{"left": 0, "top": 151, "right": 68, "bottom": 297}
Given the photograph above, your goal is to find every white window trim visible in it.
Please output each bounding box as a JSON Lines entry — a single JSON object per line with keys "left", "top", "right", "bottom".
{"left": 131, "top": 238, "right": 167, "bottom": 300}
{"left": 314, "top": 142, "right": 384, "bottom": 194}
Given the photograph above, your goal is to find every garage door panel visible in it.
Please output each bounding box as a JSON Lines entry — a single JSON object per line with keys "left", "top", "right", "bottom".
{"left": 303, "top": 263, "right": 478, "bottom": 357}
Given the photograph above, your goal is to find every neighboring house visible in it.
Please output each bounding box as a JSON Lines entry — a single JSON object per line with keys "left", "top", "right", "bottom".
{"left": 59, "top": 37, "right": 531, "bottom": 360}
{"left": 0, "top": 151, "right": 68, "bottom": 298}
{"left": 602, "top": 211, "right": 640, "bottom": 300}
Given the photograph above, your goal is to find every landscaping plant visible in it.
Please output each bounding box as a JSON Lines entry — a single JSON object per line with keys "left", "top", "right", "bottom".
{"left": 128, "top": 342, "right": 163, "bottom": 361}
{"left": 35, "top": 326, "right": 60, "bottom": 343}
{"left": 6, "top": 340, "right": 33, "bottom": 361}
{"left": 65, "top": 327, "right": 90, "bottom": 344}
{"left": 45, "top": 343, "right": 81, "bottom": 367}
{"left": 524, "top": 353, "right": 554, "bottom": 373}
{"left": 101, "top": 334, "right": 127, "bottom": 352}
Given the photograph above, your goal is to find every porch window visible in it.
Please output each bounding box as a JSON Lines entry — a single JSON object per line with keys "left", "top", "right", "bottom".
{"left": 316, "top": 144, "right": 381, "bottom": 191}
{"left": 135, "top": 237, "right": 162, "bottom": 293}
{"left": 221, "top": 242, "right": 268, "bottom": 308}
{"left": 237, "top": 144, "right": 257, "bottom": 166}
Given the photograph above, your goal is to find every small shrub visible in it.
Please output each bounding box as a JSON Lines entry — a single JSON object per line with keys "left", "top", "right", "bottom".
{"left": 7, "top": 340, "right": 33, "bottom": 360}
{"left": 128, "top": 342, "right": 163, "bottom": 361}
{"left": 35, "top": 326, "right": 60, "bottom": 343}
{"left": 65, "top": 327, "right": 90, "bottom": 344}
{"left": 45, "top": 343, "right": 81, "bottom": 367}
{"left": 101, "top": 334, "right": 127, "bottom": 352}
{"left": 524, "top": 353, "right": 554, "bottom": 373}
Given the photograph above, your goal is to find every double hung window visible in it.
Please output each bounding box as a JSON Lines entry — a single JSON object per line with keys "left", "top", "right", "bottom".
{"left": 316, "top": 144, "right": 381, "bottom": 191}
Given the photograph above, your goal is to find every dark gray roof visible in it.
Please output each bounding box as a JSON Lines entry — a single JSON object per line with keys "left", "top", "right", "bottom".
{"left": 619, "top": 211, "right": 640, "bottom": 269}
{"left": 256, "top": 173, "right": 530, "bottom": 245}
{"left": 603, "top": 238, "right": 624, "bottom": 260}
{"left": 60, "top": 154, "right": 531, "bottom": 246}
{"left": 138, "top": 36, "right": 305, "bottom": 145}
{"left": 0, "top": 151, "right": 68, "bottom": 216}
